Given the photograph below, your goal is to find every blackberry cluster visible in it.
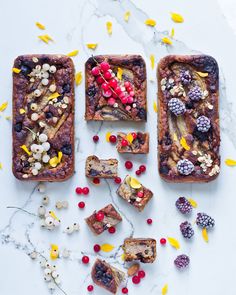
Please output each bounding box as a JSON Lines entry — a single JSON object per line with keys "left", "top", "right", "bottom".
{"left": 95, "top": 263, "right": 113, "bottom": 287}
{"left": 188, "top": 86, "right": 203, "bottom": 101}
{"left": 180, "top": 70, "right": 191, "bottom": 85}
{"left": 196, "top": 115, "right": 211, "bottom": 132}
{"left": 175, "top": 197, "right": 193, "bottom": 214}
{"left": 168, "top": 98, "right": 186, "bottom": 116}
{"left": 177, "top": 159, "right": 194, "bottom": 175}
{"left": 180, "top": 221, "right": 194, "bottom": 239}
{"left": 196, "top": 213, "right": 215, "bottom": 229}
{"left": 174, "top": 254, "right": 190, "bottom": 269}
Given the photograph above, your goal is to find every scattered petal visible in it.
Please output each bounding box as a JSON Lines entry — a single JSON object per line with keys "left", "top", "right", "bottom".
{"left": 162, "top": 37, "right": 172, "bottom": 45}
{"left": 170, "top": 28, "right": 175, "bottom": 38}
{"left": 0, "top": 102, "right": 8, "bottom": 112}
{"left": 126, "top": 133, "right": 134, "bottom": 144}
{"left": 5, "top": 116, "right": 11, "bottom": 120}
{"left": 225, "top": 158, "right": 236, "bottom": 166}
{"left": 106, "top": 131, "right": 112, "bottom": 142}
{"left": 121, "top": 253, "right": 125, "bottom": 261}
{"left": 162, "top": 284, "right": 168, "bottom": 295}
{"left": 124, "top": 11, "right": 131, "bottom": 22}
{"left": 171, "top": 12, "right": 184, "bottom": 23}
{"left": 100, "top": 243, "right": 115, "bottom": 252}
{"left": 117, "top": 67, "right": 123, "bottom": 80}
{"left": 153, "top": 101, "right": 158, "bottom": 113}
{"left": 48, "top": 92, "right": 61, "bottom": 100}
{"left": 86, "top": 43, "right": 98, "bottom": 50}
{"left": 0, "top": 163, "right": 2, "bottom": 169}
{"left": 67, "top": 50, "right": 79, "bottom": 57}
{"left": 202, "top": 228, "right": 208, "bottom": 243}
{"left": 196, "top": 71, "right": 208, "bottom": 78}
{"left": 188, "top": 198, "right": 198, "bottom": 208}
{"left": 129, "top": 176, "right": 141, "bottom": 189}
{"left": 150, "top": 54, "right": 155, "bottom": 70}
{"left": 19, "top": 108, "right": 26, "bottom": 114}
{"left": 167, "top": 237, "right": 180, "bottom": 249}
{"left": 12, "top": 68, "right": 21, "bottom": 74}
{"left": 35, "top": 22, "right": 45, "bottom": 30}
{"left": 180, "top": 137, "right": 190, "bottom": 151}
{"left": 145, "top": 19, "right": 156, "bottom": 26}
{"left": 106, "top": 21, "right": 113, "bottom": 35}
{"left": 49, "top": 151, "right": 63, "bottom": 168}
{"left": 49, "top": 211, "right": 60, "bottom": 221}
{"left": 44, "top": 34, "right": 53, "bottom": 41}
{"left": 75, "top": 72, "right": 83, "bottom": 86}
{"left": 50, "top": 244, "right": 59, "bottom": 260}
{"left": 20, "top": 145, "right": 31, "bottom": 156}
{"left": 38, "top": 34, "right": 53, "bottom": 43}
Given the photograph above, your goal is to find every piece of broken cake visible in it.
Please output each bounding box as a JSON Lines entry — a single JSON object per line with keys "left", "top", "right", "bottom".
{"left": 85, "top": 155, "right": 118, "bottom": 178}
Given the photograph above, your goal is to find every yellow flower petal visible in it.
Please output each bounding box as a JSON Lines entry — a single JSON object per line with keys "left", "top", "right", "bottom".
{"left": 180, "top": 137, "right": 190, "bottom": 151}
{"left": 44, "top": 34, "right": 53, "bottom": 41}
{"left": 50, "top": 244, "right": 59, "bottom": 260}
{"left": 124, "top": 11, "right": 131, "bottom": 22}
{"left": 171, "top": 12, "right": 184, "bottom": 23}
{"left": 167, "top": 237, "right": 180, "bottom": 249}
{"left": 173, "top": 133, "right": 178, "bottom": 141}
{"left": 225, "top": 158, "right": 236, "bottom": 166}
{"left": 129, "top": 176, "right": 142, "bottom": 189}
{"left": 49, "top": 152, "right": 62, "bottom": 168}
{"left": 67, "top": 50, "right": 79, "bottom": 57}
{"left": 48, "top": 92, "right": 61, "bottom": 100}
{"left": 75, "top": 71, "right": 83, "bottom": 86}
{"left": 153, "top": 101, "right": 158, "bottom": 113}
{"left": 19, "top": 108, "right": 26, "bottom": 114}
{"left": 117, "top": 67, "right": 123, "bottom": 80}
{"left": 162, "top": 37, "right": 172, "bottom": 45}
{"left": 20, "top": 145, "right": 31, "bottom": 156}
{"left": 86, "top": 43, "right": 98, "bottom": 50}
{"left": 196, "top": 71, "right": 208, "bottom": 78}
{"left": 38, "top": 35, "right": 49, "bottom": 43}
{"left": 162, "top": 284, "right": 168, "bottom": 295}
{"left": 170, "top": 28, "right": 175, "bottom": 38}
{"left": 145, "top": 19, "right": 156, "bottom": 26}
{"left": 49, "top": 211, "right": 60, "bottom": 221}
{"left": 106, "top": 21, "right": 112, "bottom": 35}
{"left": 0, "top": 102, "right": 8, "bottom": 112}
{"left": 0, "top": 162, "right": 2, "bottom": 169}
{"left": 126, "top": 133, "right": 134, "bottom": 144}
{"left": 106, "top": 131, "right": 112, "bottom": 142}
{"left": 202, "top": 228, "right": 208, "bottom": 243}
{"left": 188, "top": 198, "right": 198, "bottom": 208}
{"left": 58, "top": 151, "right": 63, "bottom": 163}
{"left": 5, "top": 116, "right": 11, "bottom": 120}
{"left": 35, "top": 22, "right": 45, "bottom": 30}
{"left": 100, "top": 243, "right": 115, "bottom": 252}
{"left": 150, "top": 54, "right": 155, "bottom": 70}
{"left": 12, "top": 67, "right": 21, "bottom": 74}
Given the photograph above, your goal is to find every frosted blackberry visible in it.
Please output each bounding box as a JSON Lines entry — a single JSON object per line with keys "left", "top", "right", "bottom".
{"left": 196, "top": 213, "right": 215, "bottom": 228}
{"left": 180, "top": 70, "right": 191, "bottom": 85}
{"left": 180, "top": 221, "right": 194, "bottom": 239}
{"left": 174, "top": 254, "right": 190, "bottom": 269}
{"left": 168, "top": 98, "right": 186, "bottom": 116}
{"left": 188, "top": 86, "right": 203, "bottom": 101}
{"left": 196, "top": 116, "right": 211, "bottom": 132}
{"left": 177, "top": 159, "right": 194, "bottom": 175}
{"left": 175, "top": 197, "right": 193, "bottom": 214}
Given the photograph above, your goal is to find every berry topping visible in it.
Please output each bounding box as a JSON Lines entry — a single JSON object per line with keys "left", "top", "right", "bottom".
{"left": 108, "top": 226, "right": 116, "bottom": 234}
{"left": 93, "top": 244, "right": 101, "bottom": 252}
{"left": 122, "top": 287, "right": 129, "bottom": 294}
{"left": 82, "top": 187, "right": 90, "bottom": 195}
{"left": 160, "top": 238, "right": 166, "bottom": 245}
{"left": 114, "top": 177, "right": 122, "bottom": 184}
{"left": 131, "top": 132, "right": 137, "bottom": 139}
{"left": 137, "top": 191, "right": 144, "bottom": 198}
{"left": 138, "top": 270, "right": 146, "bottom": 278}
{"left": 108, "top": 97, "right": 116, "bottom": 105}
{"left": 175, "top": 197, "right": 193, "bottom": 214}
{"left": 196, "top": 213, "right": 215, "bottom": 228}
{"left": 196, "top": 115, "right": 211, "bottom": 132}
{"left": 93, "top": 135, "right": 99, "bottom": 143}
{"left": 87, "top": 285, "right": 94, "bottom": 292}
{"left": 82, "top": 255, "right": 89, "bottom": 264}
{"left": 100, "top": 61, "right": 110, "bottom": 72}
{"left": 174, "top": 254, "right": 190, "bottom": 269}
{"left": 139, "top": 165, "right": 146, "bottom": 173}
{"left": 91, "top": 67, "right": 100, "bottom": 76}
{"left": 109, "top": 78, "right": 118, "bottom": 89}
{"left": 121, "top": 139, "right": 129, "bottom": 147}
{"left": 188, "top": 86, "right": 203, "bottom": 101}
{"left": 109, "top": 135, "right": 117, "bottom": 143}
{"left": 95, "top": 211, "right": 104, "bottom": 222}
{"left": 132, "top": 275, "right": 140, "bottom": 284}
{"left": 104, "top": 71, "right": 112, "bottom": 80}
{"left": 135, "top": 169, "right": 141, "bottom": 176}
{"left": 102, "top": 82, "right": 109, "bottom": 91}
{"left": 147, "top": 218, "right": 153, "bottom": 225}
{"left": 78, "top": 201, "right": 85, "bottom": 209}
{"left": 180, "top": 70, "right": 191, "bottom": 85}
{"left": 180, "top": 221, "right": 194, "bottom": 239}
{"left": 103, "top": 89, "right": 113, "bottom": 98}
{"left": 96, "top": 76, "right": 104, "bottom": 84}
{"left": 168, "top": 98, "right": 186, "bottom": 116}
{"left": 177, "top": 159, "right": 194, "bottom": 175}
{"left": 125, "top": 161, "right": 133, "bottom": 170}
{"left": 115, "top": 86, "right": 122, "bottom": 94}
{"left": 124, "top": 81, "right": 130, "bottom": 88}
{"left": 75, "top": 187, "right": 82, "bottom": 195}
{"left": 93, "top": 178, "right": 100, "bottom": 185}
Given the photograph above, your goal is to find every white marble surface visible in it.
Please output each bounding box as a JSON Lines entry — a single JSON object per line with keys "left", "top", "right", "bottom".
{"left": 1, "top": 0, "right": 236, "bottom": 294}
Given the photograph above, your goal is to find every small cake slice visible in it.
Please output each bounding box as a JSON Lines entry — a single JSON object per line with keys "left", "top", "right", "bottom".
{"left": 85, "top": 204, "right": 122, "bottom": 235}
{"left": 116, "top": 175, "right": 153, "bottom": 212}
{"left": 123, "top": 238, "right": 157, "bottom": 263}
{"left": 91, "top": 259, "right": 125, "bottom": 294}
{"left": 116, "top": 132, "right": 149, "bottom": 154}
{"left": 85, "top": 155, "right": 118, "bottom": 178}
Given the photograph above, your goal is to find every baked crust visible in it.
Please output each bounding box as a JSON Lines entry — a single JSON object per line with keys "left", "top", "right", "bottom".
{"left": 85, "top": 55, "right": 147, "bottom": 121}
{"left": 116, "top": 132, "right": 149, "bottom": 154}
{"left": 157, "top": 55, "right": 220, "bottom": 183}
{"left": 12, "top": 54, "right": 75, "bottom": 181}
{"left": 85, "top": 155, "right": 118, "bottom": 178}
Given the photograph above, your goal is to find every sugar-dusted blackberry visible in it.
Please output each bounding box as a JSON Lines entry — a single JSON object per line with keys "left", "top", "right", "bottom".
{"left": 196, "top": 116, "right": 211, "bottom": 132}
{"left": 196, "top": 213, "right": 215, "bottom": 229}
{"left": 188, "top": 86, "right": 203, "bottom": 101}
{"left": 174, "top": 254, "right": 190, "bottom": 269}
{"left": 175, "top": 197, "right": 193, "bottom": 214}
{"left": 168, "top": 98, "right": 186, "bottom": 116}
{"left": 180, "top": 70, "right": 191, "bottom": 85}
{"left": 177, "top": 159, "right": 194, "bottom": 175}
{"left": 180, "top": 221, "right": 194, "bottom": 239}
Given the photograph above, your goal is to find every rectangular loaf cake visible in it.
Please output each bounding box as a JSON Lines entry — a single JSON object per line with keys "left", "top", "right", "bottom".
{"left": 158, "top": 55, "right": 220, "bottom": 182}
{"left": 85, "top": 55, "right": 147, "bottom": 121}
{"left": 12, "top": 54, "right": 75, "bottom": 181}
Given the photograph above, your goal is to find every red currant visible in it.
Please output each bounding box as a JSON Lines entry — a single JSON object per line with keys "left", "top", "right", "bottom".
{"left": 103, "top": 89, "right": 112, "bottom": 98}
{"left": 127, "top": 96, "right": 134, "bottom": 104}
{"left": 125, "top": 161, "right": 133, "bottom": 170}
{"left": 122, "top": 287, "right": 128, "bottom": 294}
{"left": 135, "top": 169, "right": 141, "bottom": 176}
{"left": 132, "top": 275, "right": 140, "bottom": 284}
{"left": 93, "top": 178, "right": 100, "bottom": 185}
{"left": 93, "top": 135, "right": 99, "bottom": 143}
{"left": 82, "top": 187, "right": 89, "bottom": 195}
{"left": 78, "top": 201, "right": 85, "bottom": 209}
{"left": 109, "top": 135, "right": 117, "bottom": 143}
{"left": 87, "top": 285, "right": 94, "bottom": 292}
{"left": 127, "top": 86, "right": 133, "bottom": 93}
{"left": 131, "top": 132, "right": 137, "bottom": 139}
{"left": 139, "top": 165, "right": 146, "bottom": 173}
{"left": 95, "top": 211, "right": 104, "bottom": 222}
{"left": 108, "top": 97, "right": 116, "bottom": 105}
{"left": 96, "top": 76, "right": 104, "bottom": 84}
{"left": 160, "top": 238, "right": 166, "bottom": 245}
{"left": 104, "top": 71, "right": 112, "bottom": 80}
{"left": 82, "top": 255, "right": 89, "bottom": 264}
{"left": 108, "top": 226, "right": 116, "bottom": 234}
{"left": 115, "top": 86, "right": 122, "bottom": 94}
{"left": 93, "top": 244, "right": 101, "bottom": 252}
{"left": 75, "top": 187, "right": 82, "bottom": 195}
{"left": 102, "top": 82, "right": 109, "bottom": 91}
{"left": 121, "top": 139, "right": 128, "bottom": 147}
{"left": 121, "top": 96, "right": 128, "bottom": 104}
{"left": 147, "top": 218, "right": 153, "bottom": 225}
{"left": 91, "top": 67, "right": 100, "bottom": 76}
{"left": 109, "top": 78, "right": 118, "bottom": 89}
{"left": 124, "top": 81, "right": 130, "bottom": 88}
{"left": 130, "top": 91, "right": 135, "bottom": 97}
{"left": 119, "top": 92, "right": 125, "bottom": 99}
{"left": 114, "top": 177, "right": 121, "bottom": 184}
{"left": 138, "top": 270, "right": 146, "bottom": 279}
{"left": 137, "top": 191, "right": 144, "bottom": 198}
{"left": 100, "top": 61, "right": 110, "bottom": 72}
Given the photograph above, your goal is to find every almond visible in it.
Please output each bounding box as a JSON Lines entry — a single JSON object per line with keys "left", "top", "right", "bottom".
{"left": 127, "top": 263, "right": 140, "bottom": 276}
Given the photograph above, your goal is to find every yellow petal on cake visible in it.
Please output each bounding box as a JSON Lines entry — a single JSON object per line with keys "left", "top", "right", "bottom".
{"left": 126, "top": 133, "right": 134, "bottom": 144}
{"left": 20, "top": 145, "right": 31, "bottom": 156}
{"left": 129, "top": 177, "right": 142, "bottom": 189}
{"left": 180, "top": 137, "right": 190, "bottom": 151}
{"left": 196, "top": 71, "right": 208, "bottom": 78}
{"left": 12, "top": 68, "right": 21, "bottom": 74}
{"left": 117, "top": 67, "right": 123, "bottom": 80}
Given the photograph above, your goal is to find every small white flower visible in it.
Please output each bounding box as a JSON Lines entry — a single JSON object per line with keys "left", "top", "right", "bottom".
{"left": 39, "top": 133, "right": 48, "bottom": 143}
